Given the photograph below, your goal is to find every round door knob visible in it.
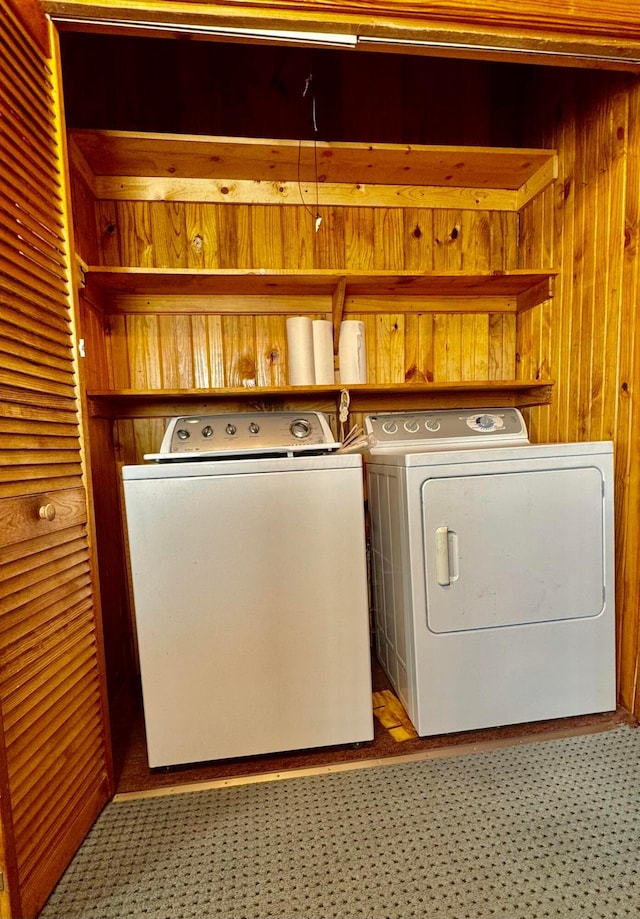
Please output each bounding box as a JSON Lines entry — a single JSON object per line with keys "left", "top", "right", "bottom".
{"left": 39, "top": 504, "right": 56, "bottom": 521}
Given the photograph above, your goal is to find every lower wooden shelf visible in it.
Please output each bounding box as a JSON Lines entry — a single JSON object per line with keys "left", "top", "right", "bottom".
{"left": 86, "top": 380, "right": 553, "bottom": 419}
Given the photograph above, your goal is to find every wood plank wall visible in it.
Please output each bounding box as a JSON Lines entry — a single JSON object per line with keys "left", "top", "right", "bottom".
{"left": 89, "top": 203, "right": 518, "bottom": 400}
{"left": 517, "top": 69, "right": 640, "bottom": 715}
{"left": 64, "top": 36, "right": 640, "bottom": 719}
{"left": 59, "top": 34, "right": 521, "bottom": 146}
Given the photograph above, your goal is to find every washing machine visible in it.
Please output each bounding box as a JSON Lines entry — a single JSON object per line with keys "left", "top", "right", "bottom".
{"left": 122, "top": 411, "right": 373, "bottom": 768}
{"left": 364, "top": 408, "right": 616, "bottom": 736}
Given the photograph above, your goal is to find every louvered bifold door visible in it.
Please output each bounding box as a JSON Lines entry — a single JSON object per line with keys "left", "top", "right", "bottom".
{"left": 0, "top": 3, "right": 112, "bottom": 917}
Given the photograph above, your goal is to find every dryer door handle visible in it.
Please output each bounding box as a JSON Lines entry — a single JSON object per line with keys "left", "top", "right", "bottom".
{"left": 435, "top": 526, "right": 459, "bottom": 587}
{"left": 435, "top": 526, "right": 451, "bottom": 586}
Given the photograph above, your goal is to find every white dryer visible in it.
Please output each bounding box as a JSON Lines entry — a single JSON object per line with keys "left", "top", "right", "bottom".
{"left": 364, "top": 408, "right": 616, "bottom": 736}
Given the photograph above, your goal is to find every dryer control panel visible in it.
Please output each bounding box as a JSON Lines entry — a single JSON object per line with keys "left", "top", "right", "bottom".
{"left": 364, "top": 408, "right": 529, "bottom": 454}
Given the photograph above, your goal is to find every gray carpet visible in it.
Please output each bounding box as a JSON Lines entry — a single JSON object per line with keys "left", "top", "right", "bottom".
{"left": 40, "top": 726, "right": 640, "bottom": 919}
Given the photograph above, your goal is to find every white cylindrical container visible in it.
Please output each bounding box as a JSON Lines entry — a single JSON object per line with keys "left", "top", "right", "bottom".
{"left": 312, "top": 320, "right": 335, "bottom": 385}
{"left": 338, "top": 320, "right": 368, "bottom": 384}
{"left": 286, "top": 316, "right": 315, "bottom": 386}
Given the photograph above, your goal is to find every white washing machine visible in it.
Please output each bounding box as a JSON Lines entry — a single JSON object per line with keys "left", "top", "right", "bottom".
{"left": 122, "top": 411, "right": 373, "bottom": 768}
{"left": 364, "top": 408, "right": 616, "bottom": 736}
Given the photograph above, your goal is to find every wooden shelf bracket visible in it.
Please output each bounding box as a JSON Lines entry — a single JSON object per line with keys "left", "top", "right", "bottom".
{"left": 332, "top": 276, "right": 347, "bottom": 355}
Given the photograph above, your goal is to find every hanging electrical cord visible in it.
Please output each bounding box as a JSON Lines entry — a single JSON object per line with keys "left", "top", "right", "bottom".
{"left": 297, "top": 73, "right": 322, "bottom": 232}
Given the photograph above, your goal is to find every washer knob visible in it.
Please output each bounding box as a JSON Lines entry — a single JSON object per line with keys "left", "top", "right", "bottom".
{"left": 404, "top": 420, "right": 420, "bottom": 434}
{"left": 290, "top": 418, "right": 311, "bottom": 439}
{"left": 226, "top": 424, "right": 237, "bottom": 436}
{"left": 382, "top": 421, "right": 398, "bottom": 435}
{"left": 425, "top": 418, "right": 441, "bottom": 432}
{"left": 202, "top": 425, "right": 213, "bottom": 438}
{"left": 176, "top": 429, "right": 190, "bottom": 440}
{"left": 249, "top": 422, "right": 260, "bottom": 434}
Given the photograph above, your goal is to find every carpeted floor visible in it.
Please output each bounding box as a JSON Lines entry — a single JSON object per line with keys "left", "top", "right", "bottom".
{"left": 40, "top": 725, "right": 640, "bottom": 919}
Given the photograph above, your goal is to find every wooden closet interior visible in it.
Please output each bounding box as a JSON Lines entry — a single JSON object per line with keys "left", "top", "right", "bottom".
{"left": 4, "top": 3, "right": 640, "bottom": 915}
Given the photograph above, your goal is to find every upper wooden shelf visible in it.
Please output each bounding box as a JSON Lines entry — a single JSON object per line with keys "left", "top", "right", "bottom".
{"left": 86, "top": 381, "right": 554, "bottom": 419}
{"left": 69, "top": 130, "right": 557, "bottom": 211}
{"left": 83, "top": 267, "right": 556, "bottom": 314}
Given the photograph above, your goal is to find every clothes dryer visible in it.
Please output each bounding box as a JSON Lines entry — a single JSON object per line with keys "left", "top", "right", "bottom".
{"left": 364, "top": 408, "right": 616, "bottom": 736}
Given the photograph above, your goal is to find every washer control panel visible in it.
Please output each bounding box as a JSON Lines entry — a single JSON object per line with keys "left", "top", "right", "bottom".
{"left": 365, "top": 408, "right": 529, "bottom": 454}
{"left": 145, "top": 412, "right": 340, "bottom": 461}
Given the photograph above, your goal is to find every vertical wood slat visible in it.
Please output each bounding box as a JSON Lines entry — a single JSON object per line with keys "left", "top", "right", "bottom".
{"left": 255, "top": 316, "right": 287, "bottom": 388}
{"left": 313, "top": 207, "right": 345, "bottom": 270}
{"left": 157, "top": 314, "right": 193, "bottom": 389}
{"left": 116, "top": 201, "right": 154, "bottom": 268}
{"left": 222, "top": 314, "right": 256, "bottom": 387}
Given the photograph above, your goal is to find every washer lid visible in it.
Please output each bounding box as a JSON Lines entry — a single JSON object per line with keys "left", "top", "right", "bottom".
{"left": 364, "top": 407, "right": 529, "bottom": 454}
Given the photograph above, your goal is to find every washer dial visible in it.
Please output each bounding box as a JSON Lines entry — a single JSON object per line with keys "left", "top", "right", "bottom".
{"left": 290, "top": 418, "right": 311, "bottom": 439}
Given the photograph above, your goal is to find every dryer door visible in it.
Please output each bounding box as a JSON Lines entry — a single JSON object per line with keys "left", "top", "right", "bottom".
{"left": 422, "top": 465, "right": 606, "bottom": 633}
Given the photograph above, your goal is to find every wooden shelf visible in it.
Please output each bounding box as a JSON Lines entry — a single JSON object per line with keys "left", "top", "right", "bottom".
{"left": 84, "top": 267, "right": 556, "bottom": 314}
{"left": 87, "top": 380, "right": 554, "bottom": 419}
{"left": 69, "top": 130, "right": 557, "bottom": 211}
{"left": 75, "top": 133, "right": 558, "bottom": 419}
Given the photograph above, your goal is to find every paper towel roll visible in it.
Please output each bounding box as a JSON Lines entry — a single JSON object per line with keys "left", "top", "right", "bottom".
{"left": 338, "top": 321, "right": 368, "bottom": 384}
{"left": 312, "top": 320, "right": 335, "bottom": 385}
{"left": 286, "top": 316, "right": 315, "bottom": 386}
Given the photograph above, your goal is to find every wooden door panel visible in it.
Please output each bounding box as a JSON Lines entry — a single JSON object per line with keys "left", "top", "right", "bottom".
{"left": 0, "top": 1, "right": 112, "bottom": 916}
{"left": 0, "top": 489, "right": 87, "bottom": 549}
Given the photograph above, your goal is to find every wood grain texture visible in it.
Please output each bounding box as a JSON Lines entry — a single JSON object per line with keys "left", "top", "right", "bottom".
{"left": 518, "top": 70, "right": 640, "bottom": 716}
{"left": 70, "top": 130, "right": 555, "bottom": 188}
{"left": 0, "top": 8, "right": 112, "bottom": 915}
{"left": 0, "top": 489, "right": 87, "bottom": 549}
{"left": 59, "top": 24, "right": 640, "bottom": 733}
{"left": 85, "top": 181, "right": 536, "bottom": 398}
{"left": 41, "top": 0, "right": 640, "bottom": 52}
{"left": 372, "top": 689, "right": 419, "bottom": 741}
